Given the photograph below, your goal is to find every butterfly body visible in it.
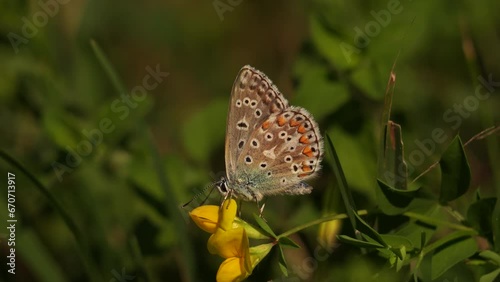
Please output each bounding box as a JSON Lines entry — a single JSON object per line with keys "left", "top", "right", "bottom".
{"left": 221, "top": 66, "right": 323, "bottom": 202}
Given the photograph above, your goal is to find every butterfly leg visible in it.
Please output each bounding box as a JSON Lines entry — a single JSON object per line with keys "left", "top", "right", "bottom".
{"left": 257, "top": 198, "right": 268, "bottom": 222}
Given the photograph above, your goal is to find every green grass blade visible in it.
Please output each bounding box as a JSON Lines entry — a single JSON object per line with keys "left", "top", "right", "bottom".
{"left": 325, "top": 134, "right": 357, "bottom": 229}
{"left": 0, "top": 151, "right": 100, "bottom": 281}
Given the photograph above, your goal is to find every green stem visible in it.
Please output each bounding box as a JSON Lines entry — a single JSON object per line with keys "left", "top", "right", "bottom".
{"left": 276, "top": 209, "right": 477, "bottom": 239}
{"left": 277, "top": 210, "right": 368, "bottom": 239}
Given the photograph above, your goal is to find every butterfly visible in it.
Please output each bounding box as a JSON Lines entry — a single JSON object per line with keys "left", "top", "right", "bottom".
{"left": 216, "top": 65, "right": 323, "bottom": 206}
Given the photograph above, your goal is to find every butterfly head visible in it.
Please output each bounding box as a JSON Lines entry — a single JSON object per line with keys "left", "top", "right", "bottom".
{"left": 215, "top": 177, "right": 230, "bottom": 198}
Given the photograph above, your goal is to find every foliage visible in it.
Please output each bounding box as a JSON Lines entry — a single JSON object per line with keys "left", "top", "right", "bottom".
{"left": 0, "top": 0, "right": 499, "bottom": 281}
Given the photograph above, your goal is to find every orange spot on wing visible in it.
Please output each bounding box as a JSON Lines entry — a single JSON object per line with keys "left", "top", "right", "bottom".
{"left": 277, "top": 116, "right": 286, "bottom": 126}
{"left": 298, "top": 172, "right": 312, "bottom": 178}
{"left": 262, "top": 120, "right": 271, "bottom": 130}
{"left": 302, "top": 146, "right": 313, "bottom": 157}
{"left": 299, "top": 135, "right": 309, "bottom": 144}
{"left": 297, "top": 124, "right": 307, "bottom": 133}
{"left": 302, "top": 165, "right": 312, "bottom": 172}
{"left": 290, "top": 119, "right": 300, "bottom": 127}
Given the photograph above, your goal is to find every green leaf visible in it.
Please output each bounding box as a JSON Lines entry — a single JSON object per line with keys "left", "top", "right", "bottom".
{"left": 325, "top": 134, "right": 357, "bottom": 229}
{"left": 378, "top": 121, "right": 408, "bottom": 190}
{"left": 427, "top": 232, "right": 478, "bottom": 280}
{"left": 479, "top": 250, "right": 500, "bottom": 266}
{"left": 420, "top": 231, "right": 427, "bottom": 250}
{"left": 253, "top": 214, "right": 277, "bottom": 238}
{"left": 353, "top": 210, "right": 388, "bottom": 248}
{"left": 337, "top": 235, "right": 384, "bottom": 249}
{"left": 376, "top": 179, "right": 420, "bottom": 215}
{"left": 467, "top": 197, "right": 497, "bottom": 236}
{"left": 439, "top": 136, "right": 471, "bottom": 203}
{"left": 278, "top": 245, "right": 289, "bottom": 276}
{"left": 279, "top": 237, "right": 300, "bottom": 249}
{"left": 380, "top": 234, "right": 414, "bottom": 251}
{"left": 394, "top": 200, "right": 440, "bottom": 248}
{"left": 480, "top": 268, "right": 500, "bottom": 282}
{"left": 395, "top": 246, "right": 406, "bottom": 271}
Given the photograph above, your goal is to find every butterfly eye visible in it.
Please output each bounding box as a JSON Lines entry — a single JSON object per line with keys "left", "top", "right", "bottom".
{"left": 216, "top": 179, "right": 228, "bottom": 194}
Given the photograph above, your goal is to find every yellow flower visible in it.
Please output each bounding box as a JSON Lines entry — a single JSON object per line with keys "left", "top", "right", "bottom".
{"left": 189, "top": 205, "right": 219, "bottom": 233}
{"left": 189, "top": 200, "right": 268, "bottom": 239}
{"left": 190, "top": 199, "right": 274, "bottom": 282}
{"left": 216, "top": 243, "right": 274, "bottom": 282}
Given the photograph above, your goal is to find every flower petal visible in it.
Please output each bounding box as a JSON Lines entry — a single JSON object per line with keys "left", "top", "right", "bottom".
{"left": 216, "top": 257, "right": 249, "bottom": 282}
{"left": 189, "top": 205, "right": 219, "bottom": 233}
{"left": 219, "top": 199, "right": 237, "bottom": 231}
{"left": 208, "top": 227, "right": 248, "bottom": 258}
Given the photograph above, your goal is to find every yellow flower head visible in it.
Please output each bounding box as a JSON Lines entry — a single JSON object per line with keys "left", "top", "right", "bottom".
{"left": 189, "top": 199, "right": 274, "bottom": 282}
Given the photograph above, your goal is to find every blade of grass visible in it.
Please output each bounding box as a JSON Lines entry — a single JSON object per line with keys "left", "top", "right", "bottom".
{"left": 325, "top": 134, "right": 357, "bottom": 228}
{"left": 0, "top": 151, "right": 100, "bottom": 281}
{"left": 144, "top": 126, "right": 196, "bottom": 282}
{"left": 91, "top": 40, "right": 195, "bottom": 281}
{"left": 90, "top": 39, "right": 128, "bottom": 95}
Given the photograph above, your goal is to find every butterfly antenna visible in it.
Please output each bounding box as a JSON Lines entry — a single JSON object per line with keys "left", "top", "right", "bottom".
{"left": 199, "top": 183, "right": 217, "bottom": 206}
{"left": 182, "top": 182, "right": 217, "bottom": 208}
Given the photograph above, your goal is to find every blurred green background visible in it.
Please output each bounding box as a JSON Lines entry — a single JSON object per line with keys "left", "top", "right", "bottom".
{"left": 0, "top": 0, "right": 499, "bottom": 281}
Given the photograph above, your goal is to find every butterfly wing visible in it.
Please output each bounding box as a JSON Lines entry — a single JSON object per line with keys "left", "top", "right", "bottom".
{"left": 225, "top": 65, "right": 289, "bottom": 183}
{"left": 237, "top": 106, "right": 323, "bottom": 198}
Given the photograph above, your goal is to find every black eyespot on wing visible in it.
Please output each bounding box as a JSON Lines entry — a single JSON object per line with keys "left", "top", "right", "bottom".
{"left": 237, "top": 122, "right": 248, "bottom": 129}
